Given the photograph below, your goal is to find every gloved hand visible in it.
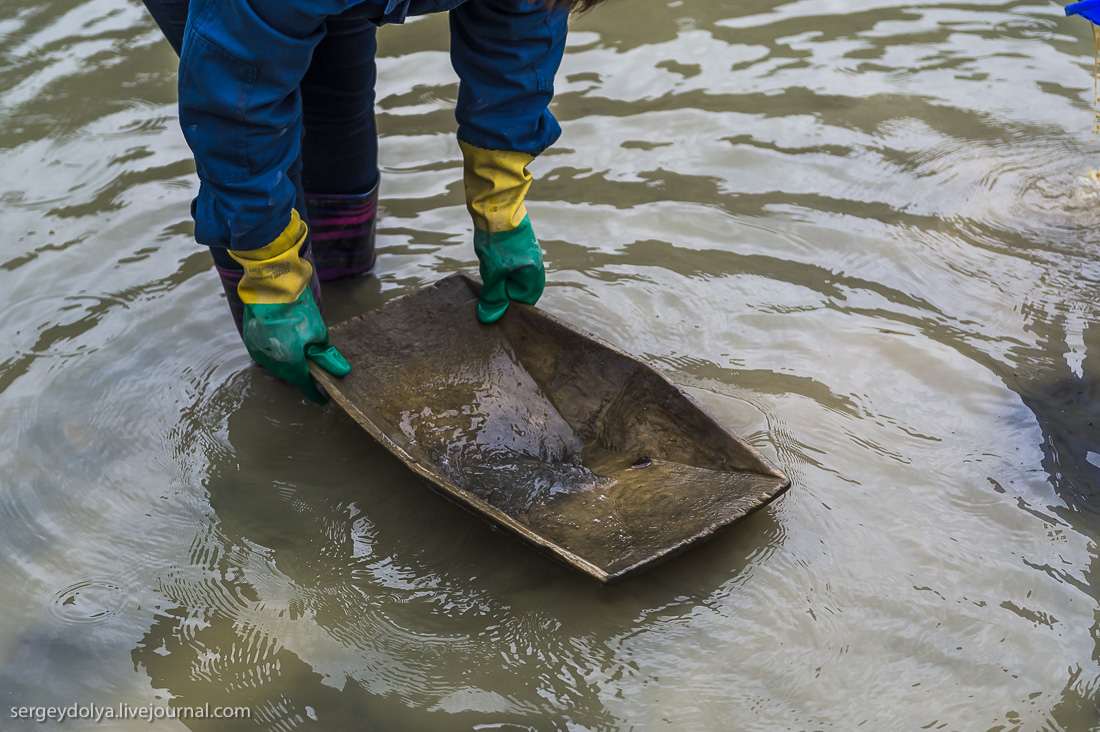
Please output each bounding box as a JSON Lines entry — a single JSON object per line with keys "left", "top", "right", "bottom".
{"left": 229, "top": 209, "right": 351, "bottom": 403}
{"left": 474, "top": 216, "right": 544, "bottom": 323}
{"left": 460, "top": 141, "right": 546, "bottom": 323}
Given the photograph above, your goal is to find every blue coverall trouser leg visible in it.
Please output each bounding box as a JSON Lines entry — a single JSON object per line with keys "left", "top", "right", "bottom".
{"left": 141, "top": 0, "right": 380, "bottom": 271}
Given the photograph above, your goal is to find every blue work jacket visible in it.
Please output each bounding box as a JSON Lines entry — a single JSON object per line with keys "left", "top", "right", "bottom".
{"left": 179, "top": 0, "right": 569, "bottom": 251}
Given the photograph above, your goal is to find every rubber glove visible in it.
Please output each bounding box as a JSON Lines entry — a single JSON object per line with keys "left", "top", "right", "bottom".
{"left": 229, "top": 210, "right": 351, "bottom": 403}
{"left": 460, "top": 141, "right": 545, "bottom": 323}
{"left": 474, "top": 216, "right": 544, "bottom": 323}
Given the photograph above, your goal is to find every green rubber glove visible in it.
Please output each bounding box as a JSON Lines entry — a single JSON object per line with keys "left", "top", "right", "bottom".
{"left": 459, "top": 141, "right": 546, "bottom": 324}
{"left": 238, "top": 288, "right": 350, "bottom": 404}
{"left": 230, "top": 210, "right": 351, "bottom": 404}
{"left": 474, "top": 215, "right": 545, "bottom": 323}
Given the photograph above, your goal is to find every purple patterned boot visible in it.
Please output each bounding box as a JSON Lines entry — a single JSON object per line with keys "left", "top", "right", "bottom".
{"left": 213, "top": 241, "right": 324, "bottom": 336}
{"left": 305, "top": 181, "right": 379, "bottom": 282}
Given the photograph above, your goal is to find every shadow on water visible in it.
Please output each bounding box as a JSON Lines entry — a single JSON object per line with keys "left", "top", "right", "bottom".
{"left": 1006, "top": 311, "right": 1100, "bottom": 724}
{"left": 1015, "top": 315, "right": 1100, "bottom": 519}
{"left": 131, "top": 371, "right": 785, "bottom": 730}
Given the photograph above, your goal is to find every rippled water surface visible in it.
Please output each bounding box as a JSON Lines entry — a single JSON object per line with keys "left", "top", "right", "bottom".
{"left": 3, "top": 0, "right": 1100, "bottom": 729}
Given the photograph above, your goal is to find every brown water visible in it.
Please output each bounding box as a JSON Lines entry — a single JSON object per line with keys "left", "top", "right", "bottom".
{"left": 2, "top": 0, "right": 1100, "bottom": 729}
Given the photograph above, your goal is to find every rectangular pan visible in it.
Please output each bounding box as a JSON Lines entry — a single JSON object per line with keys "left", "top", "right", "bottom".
{"left": 311, "top": 273, "right": 790, "bottom": 582}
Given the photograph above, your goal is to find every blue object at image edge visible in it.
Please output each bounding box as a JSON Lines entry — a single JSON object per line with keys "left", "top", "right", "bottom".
{"left": 1067, "top": 0, "right": 1100, "bottom": 23}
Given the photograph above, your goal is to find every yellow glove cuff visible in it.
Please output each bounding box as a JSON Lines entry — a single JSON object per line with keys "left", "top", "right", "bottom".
{"left": 459, "top": 140, "right": 534, "bottom": 233}
{"left": 228, "top": 209, "right": 314, "bottom": 305}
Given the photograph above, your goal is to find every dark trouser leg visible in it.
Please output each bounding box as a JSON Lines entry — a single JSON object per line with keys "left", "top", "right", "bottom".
{"left": 300, "top": 7, "right": 381, "bottom": 281}
{"left": 141, "top": 0, "right": 187, "bottom": 54}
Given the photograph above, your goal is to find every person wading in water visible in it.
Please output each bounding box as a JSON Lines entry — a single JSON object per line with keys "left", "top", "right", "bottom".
{"left": 141, "top": 0, "right": 609, "bottom": 402}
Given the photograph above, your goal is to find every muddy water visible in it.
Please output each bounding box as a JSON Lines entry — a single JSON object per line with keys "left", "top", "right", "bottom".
{"left": 2, "top": 0, "right": 1100, "bottom": 729}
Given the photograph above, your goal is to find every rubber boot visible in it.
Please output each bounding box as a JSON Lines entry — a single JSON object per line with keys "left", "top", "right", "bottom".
{"left": 304, "top": 180, "right": 379, "bottom": 282}
{"left": 212, "top": 241, "right": 324, "bottom": 337}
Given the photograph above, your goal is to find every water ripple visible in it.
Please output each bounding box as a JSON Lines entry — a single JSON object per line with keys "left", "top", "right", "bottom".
{"left": 2, "top": 0, "right": 1100, "bottom": 730}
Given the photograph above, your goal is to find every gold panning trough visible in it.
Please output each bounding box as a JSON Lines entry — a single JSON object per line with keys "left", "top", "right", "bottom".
{"left": 311, "top": 274, "right": 790, "bottom": 582}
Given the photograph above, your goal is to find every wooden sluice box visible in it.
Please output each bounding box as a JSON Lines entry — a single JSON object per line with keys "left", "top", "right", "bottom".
{"left": 310, "top": 274, "right": 790, "bottom": 582}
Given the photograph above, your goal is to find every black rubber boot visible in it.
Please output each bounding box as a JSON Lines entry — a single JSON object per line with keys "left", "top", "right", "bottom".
{"left": 304, "top": 180, "right": 380, "bottom": 282}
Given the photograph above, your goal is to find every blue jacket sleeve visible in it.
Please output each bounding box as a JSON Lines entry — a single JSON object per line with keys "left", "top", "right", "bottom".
{"left": 179, "top": 0, "right": 370, "bottom": 250}
{"left": 448, "top": 0, "right": 569, "bottom": 157}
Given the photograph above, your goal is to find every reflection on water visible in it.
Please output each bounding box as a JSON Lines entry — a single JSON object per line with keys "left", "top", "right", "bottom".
{"left": 2, "top": 0, "right": 1100, "bottom": 728}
